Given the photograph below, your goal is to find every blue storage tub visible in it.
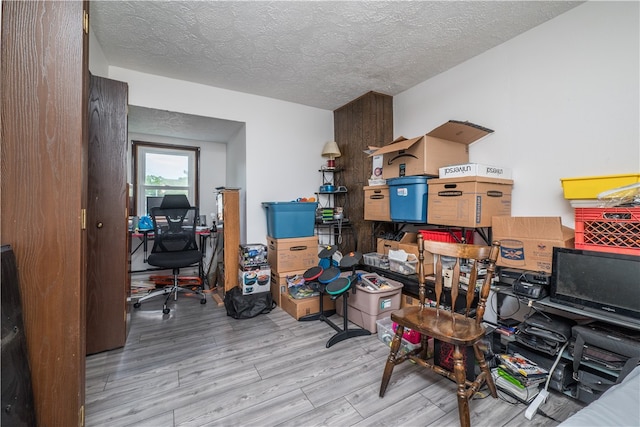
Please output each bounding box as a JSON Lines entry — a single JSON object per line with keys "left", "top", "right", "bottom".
{"left": 388, "top": 176, "right": 430, "bottom": 223}
{"left": 262, "top": 201, "right": 318, "bottom": 239}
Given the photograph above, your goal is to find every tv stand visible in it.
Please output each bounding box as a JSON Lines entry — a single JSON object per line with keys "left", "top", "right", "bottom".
{"left": 496, "top": 287, "right": 640, "bottom": 406}
{"left": 536, "top": 297, "right": 640, "bottom": 332}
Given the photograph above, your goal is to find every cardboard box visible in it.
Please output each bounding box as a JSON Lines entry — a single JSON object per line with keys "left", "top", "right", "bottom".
{"left": 439, "top": 163, "right": 512, "bottom": 180}
{"left": 492, "top": 216, "right": 575, "bottom": 273}
{"left": 377, "top": 232, "right": 434, "bottom": 275}
{"left": 280, "top": 293, "right": 335, "bottom": 320}
{"left": 400, "top": 292, "right": 422, "bottom": 308}
{"left": 238, "top": 266, "right": 271, "bottom": 295}
{"left": 270, "top": 269, "right": 308, "bottom": 306}
{"left": 363, "top": 185, "right": 391, "bottom": 221}
{"left": 427, "top": 177, "right": 513, "bottom": 228}
{"left": 266, "top": 235, "right": 318, "bottom": 273}
{"left": 377, "top": 232, "right": 418, "bottom": 258}
{"left": 239, "top": 243, "right": 268, "bottom": 268}
{"left": 370, "top": 121, "right": 493, "bottom": 179}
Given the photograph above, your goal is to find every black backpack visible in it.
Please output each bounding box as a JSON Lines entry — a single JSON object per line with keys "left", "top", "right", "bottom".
{"left": 224, "top": 286, "right": 276, "bottom": 319}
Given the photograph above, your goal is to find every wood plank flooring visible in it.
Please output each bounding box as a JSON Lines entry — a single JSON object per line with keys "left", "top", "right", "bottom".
{"left": 85, "top": 293, "right": 585, "bottom": 426}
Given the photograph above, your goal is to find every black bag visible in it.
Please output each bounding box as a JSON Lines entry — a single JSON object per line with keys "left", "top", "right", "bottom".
{"left": 224, "top": 287, "right": 276, "bottom": 319}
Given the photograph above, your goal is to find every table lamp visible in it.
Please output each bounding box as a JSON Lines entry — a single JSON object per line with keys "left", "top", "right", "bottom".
{"left": 321, "top": 140, "right": 341, "bottom": 169}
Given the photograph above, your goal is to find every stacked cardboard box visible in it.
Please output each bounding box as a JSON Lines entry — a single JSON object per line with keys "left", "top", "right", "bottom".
{"left": 238, "top": 243, "right": 270, "bottom": 296}
{"left": 266, "top": 235, "right": 335, "bottom": 320}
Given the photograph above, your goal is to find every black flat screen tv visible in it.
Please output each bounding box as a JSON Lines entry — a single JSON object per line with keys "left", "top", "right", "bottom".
{"left": 550, "top": 247, "right": 640, "bottom": 321}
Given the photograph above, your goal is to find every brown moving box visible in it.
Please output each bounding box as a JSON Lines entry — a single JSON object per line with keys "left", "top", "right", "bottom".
{"left": 370, "top": 121, "right": 493, "bottom": 179}
{"left": 280, "top": 293, "right": 335, "bottom": 320}
{"left": 363, "top": 185, "right": 391, "bottom": 221}
{"left": 270, "top": 269, "right": 307, "bottom": 306}
{"left": 492, "top": 216, "right": 575, "bottom": 273}
{"left": 400, "top": 292, "right": 422, "bottom": 309}
{"left": 266, "top": 235, "right": 318, "bottom": 273}
{"left": 427, "top": 176, "right": 513, "bottom": 228}
{"left": 376, "top": 232, "right": 434, "bottom": 275}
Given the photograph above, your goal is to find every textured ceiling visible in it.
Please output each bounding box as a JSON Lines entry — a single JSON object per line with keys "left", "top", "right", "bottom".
{"left": 128, "top": 105, "right": 245, "bottom": 142}
{"left": 90, "top": 1, "right": 583, "bottom": 141}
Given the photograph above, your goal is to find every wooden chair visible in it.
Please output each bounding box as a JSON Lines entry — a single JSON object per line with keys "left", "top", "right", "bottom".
{"left": 379, "top": 234, "right": 501, "bottom": 427}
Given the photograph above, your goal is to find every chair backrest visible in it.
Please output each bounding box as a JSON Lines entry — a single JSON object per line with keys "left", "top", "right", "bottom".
{"left": 150, "top": 205, "right": 199, "bottom": 254}
{"left": 160, "top": 194, "right": 191, "bottom": 209}
{"left": 417, "top": 234, "right": 500, "bottom": 325}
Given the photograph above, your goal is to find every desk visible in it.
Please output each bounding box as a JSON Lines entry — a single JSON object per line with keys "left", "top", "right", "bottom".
{"left": 129, "top": 229, "right": 213, "bottom": 281}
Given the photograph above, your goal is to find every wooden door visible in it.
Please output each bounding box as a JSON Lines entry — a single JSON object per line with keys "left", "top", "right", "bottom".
{"left": 86, "top": 75, "right": 130, "bottom": 355}
{"left": 1, "top": 1, "right": 88, "bottom": 425}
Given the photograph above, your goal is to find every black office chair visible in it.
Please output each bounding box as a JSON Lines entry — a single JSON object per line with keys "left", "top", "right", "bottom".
{"left": 133, "top": 195, "right": 207, "bottom": 314}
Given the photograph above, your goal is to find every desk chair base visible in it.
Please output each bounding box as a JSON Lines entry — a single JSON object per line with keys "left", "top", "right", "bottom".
{"left": 134, "top": 269, "right": 206, "bottom": 314}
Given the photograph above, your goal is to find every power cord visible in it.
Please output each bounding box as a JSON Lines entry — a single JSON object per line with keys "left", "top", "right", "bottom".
{"left": 524, "top": 341, "right": 569, "bottom": 420}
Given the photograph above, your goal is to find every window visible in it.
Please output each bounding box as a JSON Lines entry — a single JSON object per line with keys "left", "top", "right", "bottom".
{"left": 133, "top": 141, "right": 200, "bottom": 216}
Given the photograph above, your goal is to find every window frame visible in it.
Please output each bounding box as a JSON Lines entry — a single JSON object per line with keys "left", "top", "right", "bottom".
{"left": 132, "top": 141, "right": 200, "bottom": 216}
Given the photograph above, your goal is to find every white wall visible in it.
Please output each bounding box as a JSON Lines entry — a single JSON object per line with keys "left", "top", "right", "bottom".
{"left": 108, "top": 68, "right": 334, "bottom": 244}
{"left": 89, "top": 30, "right": 109, "bottom": 77}
{"left": 394, "top": 1, "right": 640, "bottom": 228}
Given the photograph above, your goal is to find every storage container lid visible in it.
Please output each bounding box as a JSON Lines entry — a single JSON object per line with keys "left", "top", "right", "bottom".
{"left": 387, "top": 176, "right": 431, "bottom": 185}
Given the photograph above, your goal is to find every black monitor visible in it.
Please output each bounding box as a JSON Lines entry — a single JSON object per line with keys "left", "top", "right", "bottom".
{"left": 550, "top": 247, "right": 640, "bottom": 321}
{"left": 146, "top": 196, "right": 164, "bottom": 216}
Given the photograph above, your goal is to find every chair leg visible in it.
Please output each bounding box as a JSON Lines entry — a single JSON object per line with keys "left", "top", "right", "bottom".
{"left": 453, "top": 345, "right": 471, "bottom": 427}
{"left": 473, "top": 343, "right": 497, "bottom": 398}
{"left": 380, "top": 324, "right": 404, "bottom": 397}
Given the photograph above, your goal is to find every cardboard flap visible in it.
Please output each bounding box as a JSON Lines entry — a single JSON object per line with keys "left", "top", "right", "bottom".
{"left": 492, "top": 216, "right": 571, "bottom": 240}
{"left": 370, "top": 135, "right": 424, "bottom": 156}
{"left": 427, "top": 120, "right": 494, "bottom": 145}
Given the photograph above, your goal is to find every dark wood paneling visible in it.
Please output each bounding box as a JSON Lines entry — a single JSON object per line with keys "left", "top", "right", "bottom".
{"left": 86, "top": 75, "right": 129, "bottom": 355}
{"left": 334, "top": 92, "right": 393, "bottom": 254}
{"left": 1, "top": 1, "right": 87, "bottom": 425}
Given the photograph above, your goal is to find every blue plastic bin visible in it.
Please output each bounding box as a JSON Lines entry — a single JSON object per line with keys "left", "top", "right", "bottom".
{"left": 388, "top": 176, "right": 430, "bottom": 223}
{"left": 262, "top": 201, "right": 318, "bottom": 238}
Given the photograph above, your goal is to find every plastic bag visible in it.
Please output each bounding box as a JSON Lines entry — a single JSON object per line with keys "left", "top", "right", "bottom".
{"left": 598, "top": 182, "right": 640, "bottom": 207}
{"left": 138, "top": 215, "right": 153, "bottom": 230}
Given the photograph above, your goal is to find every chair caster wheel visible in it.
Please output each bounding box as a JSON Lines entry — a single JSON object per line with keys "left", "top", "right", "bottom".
{"left": 133, "top": 302, "right": 141, "bottom": 308}
{"left": 163, "top": 307, "right": 170, "bottom": 314}
{"left": 200, "top": 298, "right": 207, "bottom": 304}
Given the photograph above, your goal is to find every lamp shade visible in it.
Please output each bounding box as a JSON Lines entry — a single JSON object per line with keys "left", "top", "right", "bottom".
{"left": 321, "top": 141, "right": 341, "bottom": 158}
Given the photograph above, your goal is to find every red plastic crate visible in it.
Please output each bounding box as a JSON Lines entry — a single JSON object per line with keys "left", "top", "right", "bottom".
{"left": 418, "top": 228, "right": 474, "bottom": 244}
{"left": 574, "top": 207, "right": 640, "bottom": 255}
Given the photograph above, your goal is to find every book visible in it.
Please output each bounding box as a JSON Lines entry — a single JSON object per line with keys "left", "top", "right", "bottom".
{"left": 497, "top": 353, "right": 549, "bottom": 378}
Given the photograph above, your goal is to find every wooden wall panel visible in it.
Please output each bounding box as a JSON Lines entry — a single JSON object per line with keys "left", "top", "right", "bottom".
{"left": 334, "top": 92, "right": 393, "bottom": 254}
{"left": 1, "top": 1, "right": 87, "bottom": 425}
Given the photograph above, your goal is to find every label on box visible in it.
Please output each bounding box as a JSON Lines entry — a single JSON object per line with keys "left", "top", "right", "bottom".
{"left": 439, "top": 163, "right": 512, "bottom": 179}
{"left": 380, "top": 298, "right": 392, "bottom": 310}
{"left": 372, "top": 155, "right": 383, "bottom": 177}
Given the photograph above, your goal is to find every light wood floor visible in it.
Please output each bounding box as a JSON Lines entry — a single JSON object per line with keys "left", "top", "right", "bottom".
{"left": 85, "top": 291, "right": 585, "bottom": 427}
